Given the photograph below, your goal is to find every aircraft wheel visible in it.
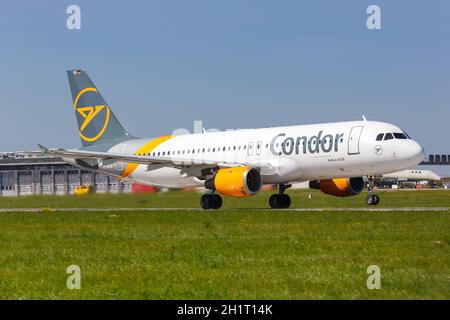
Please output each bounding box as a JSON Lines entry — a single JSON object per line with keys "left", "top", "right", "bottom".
{"left": 200, "top": 194, "right": 213, "bottom": 210}
{"left": 372, "top": 194, "right": 380, "bottom": 205}
{"left": 281, "top": 194, "right": 291, "bottom": 208}
{"left": 365, "top": 194, "right": 380, "bottom": 206}
{"left": 212, "top": 194, "right": 222, "bottom": 209}
{"left": 269, "top": 194, "right": 291, "bottom": 209}
{"left": 269, "top": 194, "right": 281, "bottom": 209}
{"left": 365, "top": 195, "right": 374, "bottom": 205}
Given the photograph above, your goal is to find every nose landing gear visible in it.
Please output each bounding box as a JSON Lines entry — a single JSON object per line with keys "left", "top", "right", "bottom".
{"left": 200, "top": 193, "right": 222, "bottom": 210}
{"left": 269, "top": 184, "right": 292, "bottom": 209}
{"left": 365, "top": 176, "right": 380, "bottom": 205}
{"left": 365, "top": 194, "right": 380, "bottom": 205}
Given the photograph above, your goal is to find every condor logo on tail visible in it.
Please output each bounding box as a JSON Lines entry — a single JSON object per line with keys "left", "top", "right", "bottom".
{"left": 74, "top": 87, "right": 111, "bottom": 142}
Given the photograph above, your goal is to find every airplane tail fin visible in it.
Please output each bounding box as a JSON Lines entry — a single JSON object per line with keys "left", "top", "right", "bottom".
{"left": 67, "top": 69, "right": 133, "bottom": 148}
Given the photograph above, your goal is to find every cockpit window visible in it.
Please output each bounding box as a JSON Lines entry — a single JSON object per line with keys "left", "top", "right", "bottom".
{"left": 376, "top": 133, "right": 384, "bottom": 141}
{"left": 384, "top": 133, "right": 394, "bottom": 140}
{"left": 393, "top": 133, "right": 407, "bottom": 139}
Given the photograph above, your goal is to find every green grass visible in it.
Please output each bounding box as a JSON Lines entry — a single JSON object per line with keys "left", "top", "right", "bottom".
{"left": 0, "top": 189, "right": 449, "bottom": 209}
{"left": 0, "top": 190, "right": 449, "bottom": 299}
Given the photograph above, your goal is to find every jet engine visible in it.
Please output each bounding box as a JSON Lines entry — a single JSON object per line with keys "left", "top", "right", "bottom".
{"left": 309, "top": 177, "right": 364, "bottom": 197}
{"left": 205, "top": 166, "right": 262, "bottom": 197}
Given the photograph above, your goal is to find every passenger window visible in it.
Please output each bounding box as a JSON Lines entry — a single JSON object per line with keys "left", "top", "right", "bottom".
{"left": 376, "top": 133, "right": 384, "bottom": 141}
{"left": 384, "top": 133, "right": 394, "bottom": 140}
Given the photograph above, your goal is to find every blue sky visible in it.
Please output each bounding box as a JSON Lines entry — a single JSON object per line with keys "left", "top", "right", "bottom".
{"left": 0, "top": 1, "right": 449, "bottom": 174}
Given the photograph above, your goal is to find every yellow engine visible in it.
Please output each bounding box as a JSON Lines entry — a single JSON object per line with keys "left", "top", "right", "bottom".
{"left": 205, "top": 166, "right": 262, "bottom": 197}
{"left": 309, "top": 177, "right": 364, "bottom": 197}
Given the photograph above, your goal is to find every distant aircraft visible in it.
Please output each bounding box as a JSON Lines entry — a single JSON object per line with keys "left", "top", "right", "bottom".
{"left": 382, "top": 169, "right": 441, "bottom": 182}
{"left": 32, "top": 70, "right": 425, "bottom": 209}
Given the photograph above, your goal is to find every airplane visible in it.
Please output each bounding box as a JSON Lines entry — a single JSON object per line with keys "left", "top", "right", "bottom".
{"left": 382, "top": 169, "right": 441, "bottom": 182}
{"left": 32, "top": 70, "right": 425, "bottom": 209}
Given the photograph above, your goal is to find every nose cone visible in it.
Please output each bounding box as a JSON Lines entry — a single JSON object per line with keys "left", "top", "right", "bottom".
{"left": 406, "top": 141, "right": 425, "bottom": 165}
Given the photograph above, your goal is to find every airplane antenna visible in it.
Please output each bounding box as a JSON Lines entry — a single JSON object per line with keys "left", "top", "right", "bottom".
{"left": 362, "top": 115, "right": 367, "bottom": 121}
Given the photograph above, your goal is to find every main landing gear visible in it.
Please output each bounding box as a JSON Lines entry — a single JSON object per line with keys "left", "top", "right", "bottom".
{"left": 200, "top": 193, "right": 222, "bottom": 210}
{"left": 365, "top": 176, "right": 380, "bottom": 206}
{"left": 269, "top": 184, "right": 292, "bottom": 209}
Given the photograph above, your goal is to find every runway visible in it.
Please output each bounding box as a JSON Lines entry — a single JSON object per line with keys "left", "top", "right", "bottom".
{"left": 0, "top": 207, "right": 448, "bottom": 212}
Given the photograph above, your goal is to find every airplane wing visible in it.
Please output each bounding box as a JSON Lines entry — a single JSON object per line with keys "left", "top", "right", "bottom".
{"left": 34, "top": 144, "right": 183, "bottom": 166}
{"left": 28, "top": 145, "right": 275, "bottom": 172}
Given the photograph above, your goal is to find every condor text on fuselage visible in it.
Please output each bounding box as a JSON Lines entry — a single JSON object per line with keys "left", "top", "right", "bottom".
{"left": 270, "top": 131, "right": 345, "bottom": 156}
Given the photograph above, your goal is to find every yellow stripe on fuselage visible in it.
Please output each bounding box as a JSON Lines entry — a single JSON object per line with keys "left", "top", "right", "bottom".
{"left": 121, "top": 135, "right": 173, "bottom": 178}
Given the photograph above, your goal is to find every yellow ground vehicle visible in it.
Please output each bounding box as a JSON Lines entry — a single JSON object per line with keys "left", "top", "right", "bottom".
{"left": 74, "top": 185, "right": 94, "bottom": 196}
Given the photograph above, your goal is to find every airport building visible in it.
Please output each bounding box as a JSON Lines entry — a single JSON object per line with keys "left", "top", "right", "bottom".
{"left": 422, "top": 154, "right": 450, "bottom": 165}
{"left": 0, "top": 153, "right": 131, "bottom": 196}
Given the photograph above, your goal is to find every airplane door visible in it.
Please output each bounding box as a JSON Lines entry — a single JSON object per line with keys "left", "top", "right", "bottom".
{"left": 348, "top": 126, "right": 364, "bottom": 155}
{"left": 247, "top": 141, "right": 262, "bottom": 162}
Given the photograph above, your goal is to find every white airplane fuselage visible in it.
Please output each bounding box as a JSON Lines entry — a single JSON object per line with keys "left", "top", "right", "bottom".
{"left": 81, "top": 120, "right": 424, "bottom": 188}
